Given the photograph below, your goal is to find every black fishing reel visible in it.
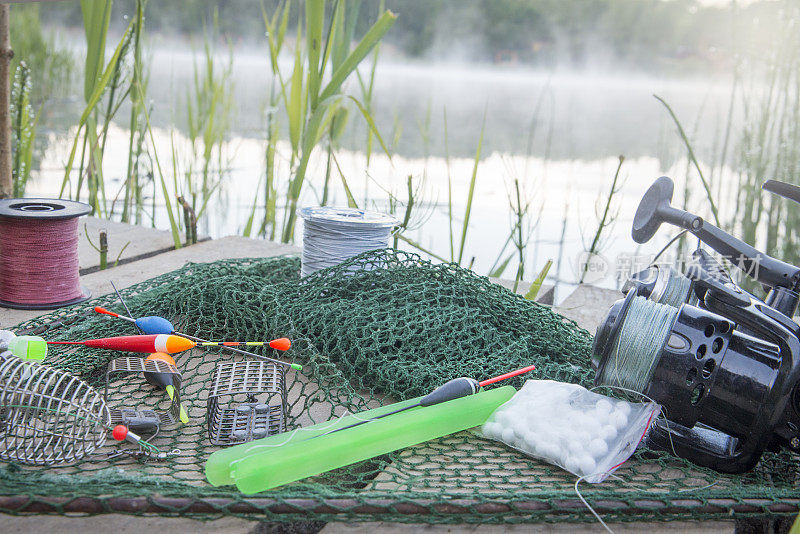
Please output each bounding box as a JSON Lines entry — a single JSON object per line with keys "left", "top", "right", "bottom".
{"left": 592, "top": 176, "right": 800, "bottom": 473}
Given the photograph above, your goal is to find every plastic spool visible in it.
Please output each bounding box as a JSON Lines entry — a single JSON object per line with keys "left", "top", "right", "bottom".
{"left": 299, "top": 207, "right": 398, "bottom": 277}
{"left": 0, "top": 198, "right": 92, "bottom": 309}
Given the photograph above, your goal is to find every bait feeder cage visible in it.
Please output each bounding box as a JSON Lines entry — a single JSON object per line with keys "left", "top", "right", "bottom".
{"left": 206, "top": 360, "right": 286, "bottom": 446}
{"left": 0, "top": 354, "right": 110, "bottom": 466}
{"left": 593, "top": 176, "right": 800, "bottom": 473}
{"left": 104, "top": 356, "right": 182, "bottom": 437}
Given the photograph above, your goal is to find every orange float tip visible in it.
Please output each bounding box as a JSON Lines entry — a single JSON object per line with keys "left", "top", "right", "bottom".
{"left": 94, "top": 306, "right": 117, "bottom": 317}
{"left": 163, "top": 335, "right": 196, "bottom": 354}
{"left": 269, "top": 338, "right": 291, "bottom": 351}
{"left": 146, "top": 352, "right": 176, "bottom": 366}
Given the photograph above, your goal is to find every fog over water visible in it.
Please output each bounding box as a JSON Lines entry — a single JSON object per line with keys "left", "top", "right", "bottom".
{"left": 31, "top": 41, "right": 745, "bottom": 300}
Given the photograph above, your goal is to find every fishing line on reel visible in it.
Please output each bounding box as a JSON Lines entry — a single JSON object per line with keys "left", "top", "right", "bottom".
{"left": 598, "top": 295, "right": 678, "bottom": 393}
{"left": 299, "top": 207, "right": 398, "bottom": 277}
{"left": 656, "top": 268, "right": 693, "bottom": 308}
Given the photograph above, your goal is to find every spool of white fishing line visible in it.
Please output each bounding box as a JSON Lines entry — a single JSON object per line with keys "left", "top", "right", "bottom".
{"left": 299, "top": 207, "right": 398, "bottom": 277}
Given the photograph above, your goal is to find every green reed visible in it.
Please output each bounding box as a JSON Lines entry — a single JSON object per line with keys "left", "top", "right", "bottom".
{"left": 260, "top": 0, "right": 396, "bottom": 243}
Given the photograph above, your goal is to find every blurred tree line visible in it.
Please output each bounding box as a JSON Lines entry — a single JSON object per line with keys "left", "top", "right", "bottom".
{"left": 34, "top": 0, "right": 787, "bottom": 72}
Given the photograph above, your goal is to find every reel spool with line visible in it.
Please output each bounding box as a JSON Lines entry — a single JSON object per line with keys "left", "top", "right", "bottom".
{"left": 623, "top": 264, "right": 695, "bottom": 308}
{"left": 299, "top": 207, "right": 398, "bottom": 277}
{"left": 593, "top": 176, "right": 800, "bottom": 473}
{"left": 0, "top": 198, "right": 92, "bottom": 309}
{"left": 623, "top": 248, "right": 740, "bottom": 309}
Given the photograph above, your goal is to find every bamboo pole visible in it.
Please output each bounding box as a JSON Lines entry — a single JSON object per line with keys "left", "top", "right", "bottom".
{"left": 0, "top": 3, "right": 12, "bottom": 199}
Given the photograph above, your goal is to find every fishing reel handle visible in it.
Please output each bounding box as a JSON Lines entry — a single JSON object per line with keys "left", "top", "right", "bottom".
{"left": 763, "top": 180, "right": 800, "bottom": 206}
{"left": 633, "top": 177, "right": 800, "bottom": 293}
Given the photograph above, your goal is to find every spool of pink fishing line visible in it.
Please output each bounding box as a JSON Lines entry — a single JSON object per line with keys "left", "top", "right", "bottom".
{"left": 0, "top": 198, "right": 92, "bottom": 309}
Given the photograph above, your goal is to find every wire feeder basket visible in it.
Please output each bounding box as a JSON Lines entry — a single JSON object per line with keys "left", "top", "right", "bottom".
{"left": 207, "top": 359, "right": 286, "bottom": 446}
{"left": 0, "top": 352, "right": 110, "bottom": 466}
{"left": 105, "top": 356, "right": 181, "bottom": 427}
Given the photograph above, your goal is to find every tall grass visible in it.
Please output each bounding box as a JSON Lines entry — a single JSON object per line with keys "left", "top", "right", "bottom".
{"left": 10, "top": 62, "right": 39, "bottom": 197}
{"left": 261, "top": 0, "right": 396, "bottom": 243}
{"left": 9, "top": 3, "right": 73, "bottom": 102}
{"left": 59, "top": 0, "right": 132, "bottom": 213}
{"left": 119, "top": 0, "right": 148, "bottom": 224}
{"left": 654, "top": 94, "right": 721, "bottom": 227}
{"left": 580, "top": 156, "right": 624, "bottom": 284}
{"left": 648, "top": 5, "right": 800, "bottom": 294}
{"left": 734, "top": 5, "right": 800, "bottom": 270}
{"left": 255, "top": 0, "right": 291, "bottom": 240}
{"left": 184, "top": 11, "right": 234, "bottom": 220}
{"left": 456, "top": 109, "right": 486, "bottom": 266}
{"left": 78, "top": 0, "right": 126, "bottom": 216}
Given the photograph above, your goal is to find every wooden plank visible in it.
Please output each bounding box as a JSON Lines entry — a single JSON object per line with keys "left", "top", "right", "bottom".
{"left": 321, "top": 520, "right": 735, "bottom": 533}
{"left": 78, "top": 216, "right": 182, "bottom": 273}
{"left": 554, "top": 284, "right": 621, "bottom": 333}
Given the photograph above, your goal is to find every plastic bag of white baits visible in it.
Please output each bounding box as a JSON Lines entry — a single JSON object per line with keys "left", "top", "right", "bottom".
{"left": 481, "top": 380, "right": 660, "bottom": 483}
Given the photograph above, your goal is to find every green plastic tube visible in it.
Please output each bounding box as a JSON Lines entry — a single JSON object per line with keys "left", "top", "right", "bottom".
{"left": 226, "top": 385, "right": 515, "bottom": 494}
{"left": 7, "top": 335, "right": 47, "bottom": 360}
{"left": 206, "top": 396, "right": 423, "bottom": 487}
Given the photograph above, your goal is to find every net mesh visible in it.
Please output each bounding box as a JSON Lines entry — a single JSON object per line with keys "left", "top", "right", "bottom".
{"left": 1, "top": 249, "right": 798, "bottom": 523}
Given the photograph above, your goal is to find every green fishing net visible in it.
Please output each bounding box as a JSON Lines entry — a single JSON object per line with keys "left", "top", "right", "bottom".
{"left": 0, "top": 249, "right": 797, "bottom": 524}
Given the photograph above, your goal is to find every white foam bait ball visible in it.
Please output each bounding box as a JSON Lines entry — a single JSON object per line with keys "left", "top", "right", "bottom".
{"left": 615, "top": 401, "right": 632, "bottom": 416}
{"left": 611, "top": 411, "right": 629, "bottom": 430}
{"left": 579, "top": 455, "right": 597, "bottom": 475}
{"left": 588, "top": 438, "right": 609, "bottom": 457}
{"left": 568, "top": 439, "right": 584, "bottom": 455}
{"left": 581, "top": 417, "right": 602, "bottom": 435}
{"left": 537, "top": 441, "right": 556, "bottom": 460}
{"left": 524, "top": 431, "right": 538, "bottom": 450}
{"left": 496, "top": 410, "right": 514, "bottom": 427}
{"left": 525, "top": 418, "right": 542, "bottom": 435}
{"left": 601, "top": 424, "right": 618, "bottom": 441}
{"left": 510, "top": 406, "right": 525, "bottom": 419}
{"left": 595, "top": 398, "right": 613, "bottom": 414}
{"left": 575, "top": 430, "right": 592, "bottom": 444}
{"left": 564, "top": 455, "right": 581, "bottom": 473}
{"left": 482, "top": 422, "right": 501, "bottom": 439}
{"left": 501, "top": 427, "right": 516, "bottom": 443}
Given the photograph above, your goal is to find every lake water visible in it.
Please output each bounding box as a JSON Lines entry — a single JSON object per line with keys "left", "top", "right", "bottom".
{"left": 27, "top": 43, "right": 743, "bottom": 302}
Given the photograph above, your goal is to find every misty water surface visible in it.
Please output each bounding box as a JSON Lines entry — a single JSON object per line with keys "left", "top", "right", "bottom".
{"left": 29, "top": 43, "right": 743, "bottom": 299}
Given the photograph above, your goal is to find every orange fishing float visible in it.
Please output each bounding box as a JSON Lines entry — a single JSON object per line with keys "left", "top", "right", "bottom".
{"left": 48, "top": 334, "right": 196, "bottom": 354}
